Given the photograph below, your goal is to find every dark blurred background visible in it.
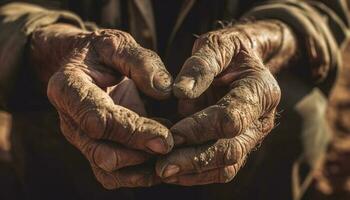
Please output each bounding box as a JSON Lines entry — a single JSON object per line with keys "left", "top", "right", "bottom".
{"left": 0, "top": 1, "right": 349, "bottom": 199}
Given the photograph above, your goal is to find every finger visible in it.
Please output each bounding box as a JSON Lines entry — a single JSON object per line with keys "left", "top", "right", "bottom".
{"left": 92, "top": 30, "right": 173, "bottom": 100}
{"left": 163, "top": 163, "right": 243, "bottom": 186}
{"left": 48, "top": 69, "right": 173, "bottom": 154}
{"left": 60, "top": 114, "right": 150, "bottom": 172}
{"left": 173, "top": 32, "right": 236, "bottom": 99}
{"left": 171, "top": 67, "right": 280, "bottom": 146}
{"left": 92, "top": 165, "right": 161, "bottom": 189}
{"left": 107, "top": 76, "right": 146, "bottom": 116}
{"left": 156, "top": 126, "right": 268, "bottom": 178}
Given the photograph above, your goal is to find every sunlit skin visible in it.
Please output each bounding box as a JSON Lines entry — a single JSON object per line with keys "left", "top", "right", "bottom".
{"left": 30, "top": 19, "right": 297, "bottom": 188}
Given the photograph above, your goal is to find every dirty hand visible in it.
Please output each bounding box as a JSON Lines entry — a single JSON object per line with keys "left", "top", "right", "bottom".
{"left": 30, "top": 23, "right": 174, "bottom": 189}
{"left": 156, "top": 20, "right": 297, "bottom": 185}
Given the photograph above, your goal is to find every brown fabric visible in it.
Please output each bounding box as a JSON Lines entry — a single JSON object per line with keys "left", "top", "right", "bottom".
{"left": 0, "top": 2, "right": 85, "bottom": 110}
{"left": 244, "top": 1, "right": 346, "bottom": 84}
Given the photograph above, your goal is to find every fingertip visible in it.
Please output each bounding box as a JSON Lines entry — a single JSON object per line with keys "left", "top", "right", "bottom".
{"left": 173, "top": 53, "right": 217, "bottom": 99}
{"left": 122, "top": 46, "right": 173, "bottom": 100}
{"left": 93, "top": 168, "right": 118, "bottom": 190}
{"left": 145, "top": 129, "right": 174, "bottom": 155}
{"left": 145, "top": 138, "right": 167, "bottom": 154}
{"left": 155, "top": 157, "right": 168, "bottom": 178}
{"left": 130, "top": 117, "right": 174, "bottom": 154}
{"left": 156, "top": 156, "right": 180, "bottom": 178}
{"left": 152, "top": 70, "right": 173, "bottom": 99}
{"left": 173, "top": 76, "right": 196, "bottom": 99}
{"left": 162, "top": 165, "right": 180, "bottom": 178}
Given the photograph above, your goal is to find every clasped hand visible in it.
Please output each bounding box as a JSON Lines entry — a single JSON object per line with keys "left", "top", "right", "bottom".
{"left": 30, "top": 19, "right": 296, "bottom": 188}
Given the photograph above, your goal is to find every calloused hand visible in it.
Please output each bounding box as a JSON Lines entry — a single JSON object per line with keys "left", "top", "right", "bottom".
{"left": 156, "top": 20, "right": 297, "bottom": 185}
{"left": 30, "top": 24, "right": 174, "bottom": 189}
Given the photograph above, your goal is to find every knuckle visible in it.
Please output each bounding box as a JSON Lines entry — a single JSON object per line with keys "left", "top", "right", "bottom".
{"left": 193, "top": 34, "right": 208, "bottom": 51}
{"left": 92, "top": 29, "right": 137, "bottom": 62}
{"left": 196, "top": 32, "right": 222, "bottom": 48}
{"left": 221, "top": 139, "right": 244, "bottom": 165}
{"left": 193, "top": 106, "right": 236, "bottom": 140}
{"left": 220, "top": 106, "right": 246, "bottom": 137}
{"left": 257, "top": 70, "right": 281, "bottom": 113}
{"left": 114, "top": 30, "right": 135, "bottom": 43}
{"left": 233, "top": 138, "right": 247, "bottom": 161}
{"left": 184, "top": 115, "right": 206, "bottom": 144}
{"left": 193, "top": 32, "right": 220, "bottom": 56}
{"left": 95, "top": 29, "right": 136, "bottom": 44}
{"left": 69, "top": 87, "right": 112, "bottom": 139}
{"left": 194, "top": 32, "right": 233, "bottom": 71}
{"left": 269, "top": 79, "right": 281, "bottom": 108}
{"left": 229, "top": 109, "right": 246, "bottom": 136}
{"left": 93, "top": 145, "right": 119, "bottom": 172}
{"left": 267, "top": 77, "right": 281, "bottom": 104}
{"left": 258, "top": 114, "right": 276, "bottom": 134}
{"left": 80, "top": 139, "right": 97, "bottom": 161}
{"left": 77, "top": 107, "right": 108, "bottom": 139}
{"left": 125, "top": 46, "right": 163, "bottom": 70}
{"left": 219, "top": 71, "right": 280, "bottom": 134}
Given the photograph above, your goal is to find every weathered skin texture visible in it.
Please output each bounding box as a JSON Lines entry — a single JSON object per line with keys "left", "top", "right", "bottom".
{"left": 30, "top": 20, "right": 298, "bottom": 188}
{"left": 30, "top": 24, "right": 174, "bottom": 189}
{"left": 156, "top": 20, "right": 298, "bottom": 186}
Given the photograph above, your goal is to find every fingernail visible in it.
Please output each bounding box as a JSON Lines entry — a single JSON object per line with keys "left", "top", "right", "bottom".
{"left": 173, "top": 134, "right": 186, "bottom": 146}
{"left": 175, "top": 77, "right": 195, "bottom": 90}
{"left": 146, "top": 138, "right": 166, "bottom": 154}
{"left": 173, "top": 77, "right": 195, "bottom": 98}
{"left": 153, "top": 70, "right": 173, "bottom": 94}
{"left": 163, "top": 165, "right": 180, "bottom": 178}
{"left": 164, "top": 176, "right": 178, "bottom": 183}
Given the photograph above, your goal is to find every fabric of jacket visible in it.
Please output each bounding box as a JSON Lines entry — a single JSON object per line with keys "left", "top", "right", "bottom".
{"left": 0, "top": 0, "right": 349, "bottom": 200}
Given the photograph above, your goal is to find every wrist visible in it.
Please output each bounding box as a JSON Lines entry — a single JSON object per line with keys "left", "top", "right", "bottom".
{"left": 233, "top": 20, "right": 298, "bottom": 74}
{"left": 256, "top": 20, "right": 298, "bottom": 74}
{"left": 29, "top": 23, "right": 90, "bottom": 83}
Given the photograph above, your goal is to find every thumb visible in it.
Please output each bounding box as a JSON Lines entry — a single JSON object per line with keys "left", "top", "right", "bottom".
{"left": 173, "top": 32, "right": 235, "bottom": 99}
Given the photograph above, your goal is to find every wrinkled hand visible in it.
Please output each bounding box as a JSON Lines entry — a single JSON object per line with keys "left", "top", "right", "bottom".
{"left": 156, "top": 20, "right": 297, "bottom": 185}
{"left": 30, "top": 24, "right": 174, "bottom": 189}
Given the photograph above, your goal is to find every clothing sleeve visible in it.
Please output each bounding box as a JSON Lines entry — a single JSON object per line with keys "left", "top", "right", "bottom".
{"left": 0, "top": 2, "right": 85, "bottom": 110}
{"left": 243, "top": 0, "right": 350, "bottom": 87}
